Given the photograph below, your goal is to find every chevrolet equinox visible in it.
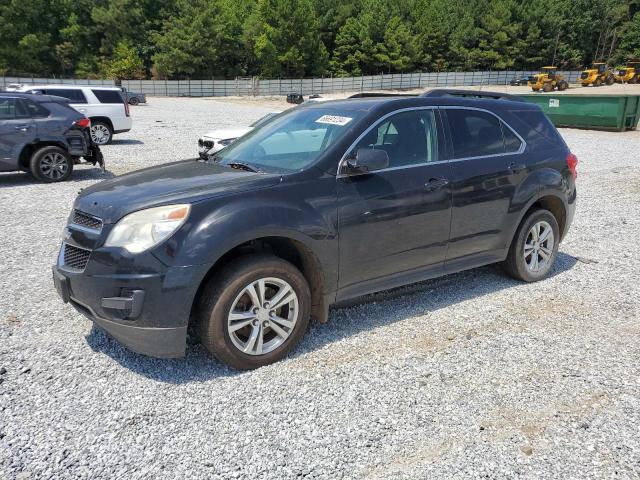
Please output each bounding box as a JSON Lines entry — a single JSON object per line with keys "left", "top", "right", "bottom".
{"left": 53, "top": 90, "right": 577, "bottom": 369}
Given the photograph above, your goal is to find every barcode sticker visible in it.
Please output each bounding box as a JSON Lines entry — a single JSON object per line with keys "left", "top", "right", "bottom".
{"left": 315, "top": 115, "right": 353, "bottom": 126}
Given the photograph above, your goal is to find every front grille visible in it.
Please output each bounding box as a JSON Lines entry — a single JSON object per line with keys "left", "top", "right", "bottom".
{"left": 63, "top": 243, "right": 91, "bottom": 271}
{"left": 72, "top": 210, "right": 102, "bottom": 231}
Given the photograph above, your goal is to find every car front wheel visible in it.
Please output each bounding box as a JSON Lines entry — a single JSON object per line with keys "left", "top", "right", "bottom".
{"left": 503, "top": 209, "right": 560, "bottom": 282}
{"left": 197, "top": 255, "right": 311, "bottom": 370}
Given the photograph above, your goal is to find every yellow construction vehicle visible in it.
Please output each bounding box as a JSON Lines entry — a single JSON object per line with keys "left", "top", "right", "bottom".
{"left": 580, "top": 62, "right": 615, "bottom": 86}
{"left": 528, "top": 66, "right": 569, "bottom": 92}
{"left": 614, "top": 61, "right": 640, "bottom": 84}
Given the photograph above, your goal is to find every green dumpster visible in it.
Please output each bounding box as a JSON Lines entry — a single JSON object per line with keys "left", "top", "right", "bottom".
{"left": 519, "top": 94, "right": 640, "bottom": 132}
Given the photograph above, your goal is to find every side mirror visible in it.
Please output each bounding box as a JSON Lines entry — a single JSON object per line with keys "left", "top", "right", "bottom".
{"left": 346, "top": 148, "right": 389, "bottom": 174}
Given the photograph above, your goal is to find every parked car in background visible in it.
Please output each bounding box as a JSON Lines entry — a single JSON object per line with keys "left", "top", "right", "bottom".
{"left": 15, "top": 85, "right": 132, "bottom": 145}
{"left": 119, "top": 86, "right": 146, "bottom": 106}
{"left": 510, "top": 76, "right": 530, "bottom": 86}
{"left": 53, "top": 90, "right": 577, "bottom": 369}
{"left": 198, "top": 111, "right": 281, "bottom": 159}
{"left": 3, "top": 83, "right": 24, "bottom": 92}
{"left": 0, "top": 92, "right": 103, "bottom": 182}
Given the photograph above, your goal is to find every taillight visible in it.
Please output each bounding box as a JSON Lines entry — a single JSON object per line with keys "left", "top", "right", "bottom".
{"left": 566, "top": 152, "right": 578, "bottom": 180}
{"left": 124, "top": 100, "right": 130, "bottom": 117}
{"left": 74, "top": 118, "right": 91, "bottom": 128}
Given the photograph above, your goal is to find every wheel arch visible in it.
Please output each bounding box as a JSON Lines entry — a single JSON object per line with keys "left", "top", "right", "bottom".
{"left": 89, "top": 116, "right": 114, "bottom": 131}
{"left": 509, "top": 192, "right": 568, "bottom": 249}
{"left": 19, "top": 140, "right": 69, "bottom": 169}
{"left": 189, "top": 235, "right": 329, "bottom": 329}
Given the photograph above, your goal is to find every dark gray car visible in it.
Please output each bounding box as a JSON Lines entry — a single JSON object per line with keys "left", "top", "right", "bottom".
{"left": 0, "top": 92, "right": 103, "bottom": 182}
{"left": 119, "top": 87, "right": 146, "bottom": 106}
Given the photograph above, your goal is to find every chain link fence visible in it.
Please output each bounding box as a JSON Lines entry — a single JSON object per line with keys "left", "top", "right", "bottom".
{"left": 1, "top": 70, "right": 583, "bottom": 97}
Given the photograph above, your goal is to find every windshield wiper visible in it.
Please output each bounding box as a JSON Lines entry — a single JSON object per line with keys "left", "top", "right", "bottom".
{"left": 227, "top": 161, "right": 260, "bottom": 173}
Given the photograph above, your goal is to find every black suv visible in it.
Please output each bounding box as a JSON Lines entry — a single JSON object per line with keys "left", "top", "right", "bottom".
{"left": 0, "top": 93, "right": 103, "bottom": 182}
{"left": 52, "top": 90, "right": 577, "bottom": 369}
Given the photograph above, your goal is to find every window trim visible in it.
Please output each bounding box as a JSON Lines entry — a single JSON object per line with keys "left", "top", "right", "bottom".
{"left": 440, "top": 106, "right": 526, "bottom": 162}
{"left": 336, "top": 106, "right": 446, "bottom": 178}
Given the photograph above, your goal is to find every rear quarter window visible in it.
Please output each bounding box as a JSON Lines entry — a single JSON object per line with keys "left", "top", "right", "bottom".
{"left": 92, "top": 89, "right": 124, "bottom": 104}
{"left": 0, "top": 98, "right": 17, "bottom": 119}
{"left": 510, "top": 109, "right": 566, "bottom": 146}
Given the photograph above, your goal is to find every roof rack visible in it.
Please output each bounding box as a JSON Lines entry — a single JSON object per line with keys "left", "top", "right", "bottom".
{"left": 421, "top": 89, "right": 525, "bottom": 102}
{"left": 348, "top": 92, "right": 418, "bottom": 99}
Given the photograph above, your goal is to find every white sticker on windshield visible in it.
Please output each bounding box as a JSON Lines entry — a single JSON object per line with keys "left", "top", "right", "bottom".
{"left": 315, "top": 115, "right": 353, "bottom": 126}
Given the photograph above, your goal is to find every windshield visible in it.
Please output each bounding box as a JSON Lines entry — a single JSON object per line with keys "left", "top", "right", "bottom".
{"left": 249, "top": 112, "right": 280, "bottom": 128}
{"left": 214, "top": 107, "right": 364, "bottom": 173}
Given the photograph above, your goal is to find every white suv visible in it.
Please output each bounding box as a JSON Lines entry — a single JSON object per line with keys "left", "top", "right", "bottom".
{"left": 17, "top": 85, "right": 132, "bottom": 145}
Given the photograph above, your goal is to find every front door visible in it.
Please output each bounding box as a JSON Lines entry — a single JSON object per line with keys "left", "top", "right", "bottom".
{"left": 337, "top": 108, "right": 452, "bottom": 300}
{"left": 0, "top": 97, "right": 34, "bottom": 171}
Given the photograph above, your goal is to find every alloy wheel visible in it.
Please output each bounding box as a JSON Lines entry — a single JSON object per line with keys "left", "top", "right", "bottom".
{"left": 90, "top": 124, "right": 111, "bottom": 145}
{"left": 39, "top": 152, "right": 69, "bottom": 180}
{"left": 227, "top": 277, "right": 299, "bottom": 356}
{"left": 523, "top": 220, "right": 555, "bottom": 273}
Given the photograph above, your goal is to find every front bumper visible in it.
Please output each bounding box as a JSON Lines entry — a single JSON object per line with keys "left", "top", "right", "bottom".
{"left": 53, "top": 242, "right": 207, "bottom": 358}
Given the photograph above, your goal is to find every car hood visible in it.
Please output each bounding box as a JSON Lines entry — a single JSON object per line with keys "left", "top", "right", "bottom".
{"left": 74, "top": 159, "right": 280, "bottom": 223}
{"left": 201, "top": 126, "right": 252, "bottom": 140}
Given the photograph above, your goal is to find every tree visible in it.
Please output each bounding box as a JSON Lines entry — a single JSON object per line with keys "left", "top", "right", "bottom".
{"left": 245, "top": 0, "right": 328, "bottom": 77}
{"left": 101, "top": 41, "right": 145, "bottom": 79}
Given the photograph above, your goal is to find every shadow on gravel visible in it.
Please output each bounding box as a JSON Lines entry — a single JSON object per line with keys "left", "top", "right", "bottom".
{"left": 110, "top": 139, "right": 144, "bottom": 145}
{"left": 0, "top": 168, "right": 114, "bottom": 188}
{"left": 85, "top": 252, "right": 578, "bottom": 383}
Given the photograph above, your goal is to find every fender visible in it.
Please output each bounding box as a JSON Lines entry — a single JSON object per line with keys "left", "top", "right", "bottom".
{"left": 154, "top": 177, "right": 340, "bottom": 296}
{"left": 505, "top": 166, "right": 571, "bottom": 248}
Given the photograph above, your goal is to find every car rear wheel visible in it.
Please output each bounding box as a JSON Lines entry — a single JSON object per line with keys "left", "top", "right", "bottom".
{"left": 503, "top": 209, "right": 560, "bottom": 282}
{"left": 29, "top": 146, "right": 73, "bottom": 182}
{"left": 90, "top": 121, "right": 113, "bottom": 145}
{"left": 129, "top": 97, "right": 140, "bottom": 106}
{"left": 196, "top": 255, "right": 311, "bottom": 370}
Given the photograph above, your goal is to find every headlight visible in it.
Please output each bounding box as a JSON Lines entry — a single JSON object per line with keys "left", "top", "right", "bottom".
{"left": 104, "top": 204, "right": 191, "bottom": 254}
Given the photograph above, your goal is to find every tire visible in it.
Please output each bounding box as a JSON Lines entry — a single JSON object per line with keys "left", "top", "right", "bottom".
{"left": 606, "top": 75, "right": 614, "bottom": 85}
{"left": 90, "top": 121, "right": 113, "bottom": 145}
{"left": 29, "top": 146, "right": 73, "bottom": 182}
{"left": 128, "top": 97, "right": 140, "bottom": 106}
{"left": 594, "top": 77, "right": 603, "bottom": 87}
{"left": 557, "top": 80, "right": 568, "bottom": 91}
{"left": 630, "top": 75, "right": 638, "bottom": 84}
{"left": 196, "top": 254, "right": 311, "bottom": 370}
{"left": 542, "top": 83, "right": 553, "bottom": 92}
{"left": 502, "top": 209, "right": 560, "bottom": 282}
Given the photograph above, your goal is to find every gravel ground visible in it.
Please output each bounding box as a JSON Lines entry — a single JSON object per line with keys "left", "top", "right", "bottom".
{"left": 1, "top": 97, "right": 639, "bottom": 479}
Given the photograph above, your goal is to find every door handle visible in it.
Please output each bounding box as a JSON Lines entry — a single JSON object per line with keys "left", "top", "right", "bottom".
{"left": 425, "top": 177, "right": 449, "bottom": 191}
{"left": 508, "top": 161, "right": 526, "bottom": 173}
{"left": 15, "top": 125, "right": 31, "bottom": 132}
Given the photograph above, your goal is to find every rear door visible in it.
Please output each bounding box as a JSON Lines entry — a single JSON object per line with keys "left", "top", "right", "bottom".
{"left": 336, "top": 108, "right": 452, "bottom": 299}
{"left": 0, "top": 97, "right": 35, "bottom": 171}
{"left": 442, "top": 107, "right": 526, "bottom": 267}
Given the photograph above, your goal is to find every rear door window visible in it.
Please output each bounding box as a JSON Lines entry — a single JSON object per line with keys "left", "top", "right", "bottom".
{"left": 446, "top": 109, "right": 505, "bottom": 158}
{"left": 44, "top": 89, "right": 87, "bottom": 103}
{"left": 501, "top": 123, "right": 522, "bottom": 153}
{"left": 22, "top": 99, "right": 50, "bottom": 118}
{"left": 92, "top": 89, "right": 124, "bottom": 104}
